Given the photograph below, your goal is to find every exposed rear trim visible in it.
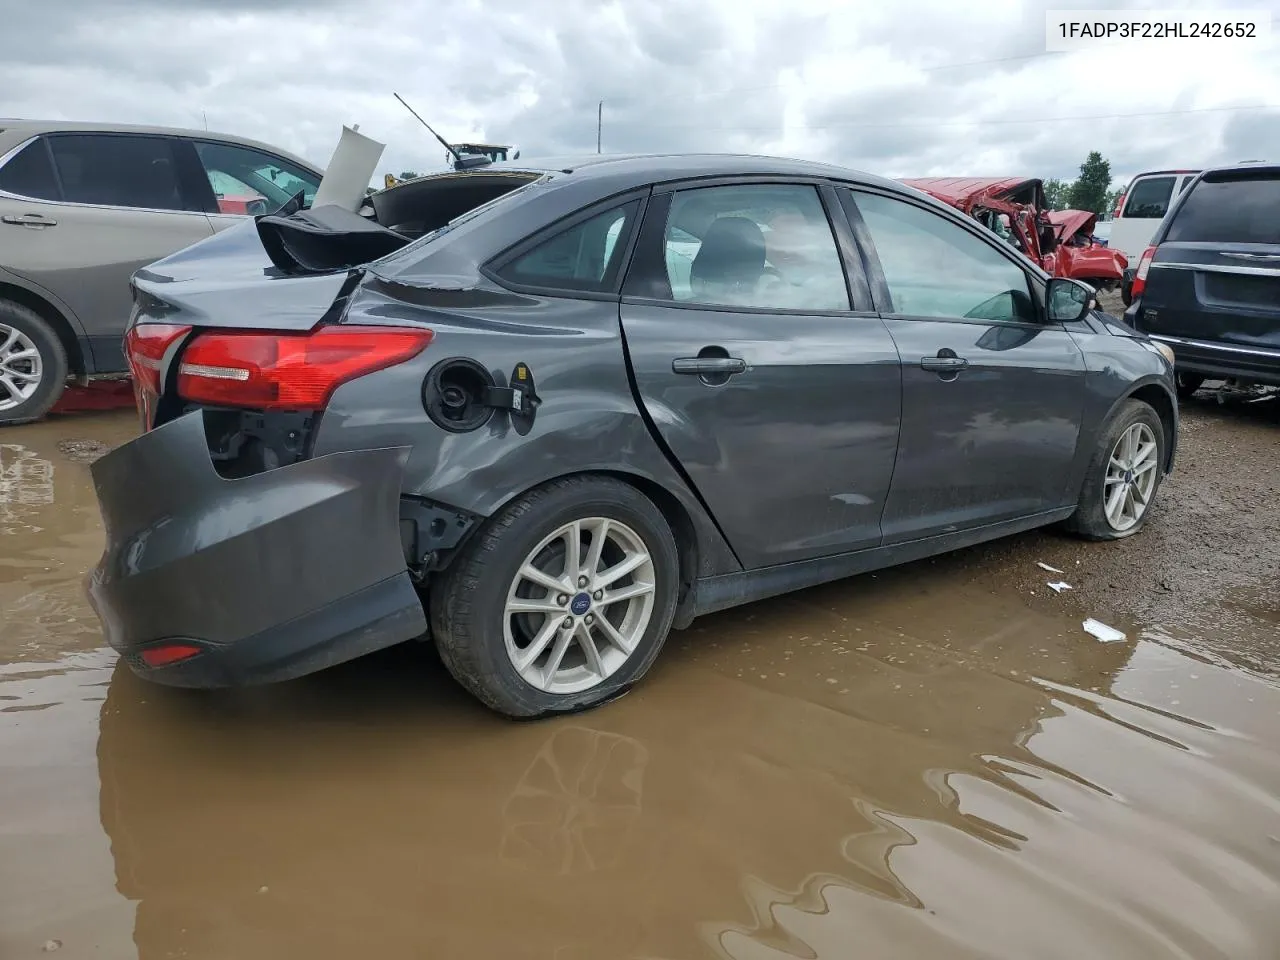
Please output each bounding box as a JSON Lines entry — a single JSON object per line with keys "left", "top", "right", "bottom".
{"left": 1148, "top": 333, "right": 1280, "bottom": 360}
{"left": 1151, "top": 262, "right": 1280, "bottom": 279}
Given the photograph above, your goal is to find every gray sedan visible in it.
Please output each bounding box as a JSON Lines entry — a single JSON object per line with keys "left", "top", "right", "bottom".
{"left": 85, "top": 153, "right": 1179, "bottom": 718}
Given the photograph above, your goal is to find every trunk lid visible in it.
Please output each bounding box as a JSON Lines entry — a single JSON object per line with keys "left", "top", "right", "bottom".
{"left": 131, "top": 215, "right": 365, "bottom": 332}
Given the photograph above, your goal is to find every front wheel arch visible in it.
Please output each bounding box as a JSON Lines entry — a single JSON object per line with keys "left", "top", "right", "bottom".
{"left": 1124, "top": 381, "right": 1177, "bottom": 473}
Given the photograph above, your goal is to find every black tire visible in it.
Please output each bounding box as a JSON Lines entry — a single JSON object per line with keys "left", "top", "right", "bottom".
{"left": 429, "top": 475, "right": 680, "bottom": 719}
{"left": 1064, "top": 399, "right": 1165, "bottom": 541}
{"left": 0, "top": 300, "right": 68, "bottom": 426}
{"left": 1175, "top": 372, "right": 1205, "bottom": 400}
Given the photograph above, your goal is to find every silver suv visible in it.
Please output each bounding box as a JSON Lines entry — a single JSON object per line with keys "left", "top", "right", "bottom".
{"left": 0, "top": 121, "right": 323, "bottom": 424}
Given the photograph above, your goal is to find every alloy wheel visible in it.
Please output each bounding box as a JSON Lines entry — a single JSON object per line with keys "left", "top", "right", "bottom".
{"left": 1103, "top": 422, "right": 1159, "bottom": 532}
{"left": 0, "top": 324, "right": 43, "bottom": 412}
{"left": 504, "top": 517, "right": 656, "bottom": 695}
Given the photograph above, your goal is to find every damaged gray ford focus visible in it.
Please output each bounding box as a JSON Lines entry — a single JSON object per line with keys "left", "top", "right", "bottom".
{"left": 86, "top": 153, "right": 1179, "bottom": 718}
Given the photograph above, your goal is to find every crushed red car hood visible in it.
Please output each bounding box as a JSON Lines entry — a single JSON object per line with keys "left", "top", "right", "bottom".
{"left": 1048, "top": 209, "right": 1098, "bottom": 244}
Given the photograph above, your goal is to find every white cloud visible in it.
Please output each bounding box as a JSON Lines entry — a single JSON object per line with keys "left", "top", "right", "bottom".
{"left": 1, "top": 0, "right": 1276, "bottom": 189}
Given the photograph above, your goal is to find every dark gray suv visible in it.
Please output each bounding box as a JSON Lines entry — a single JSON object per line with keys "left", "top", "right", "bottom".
{"left": 85, "top": 154, "right": 1179, "bottom": 718}
{"left": 1123, "top": 163, "right": 1280, "bottom": 397}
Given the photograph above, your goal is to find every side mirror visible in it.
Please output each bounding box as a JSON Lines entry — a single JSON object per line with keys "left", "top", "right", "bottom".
{"left": 1046, "top": 277, "right": 1095, "bottom": 323}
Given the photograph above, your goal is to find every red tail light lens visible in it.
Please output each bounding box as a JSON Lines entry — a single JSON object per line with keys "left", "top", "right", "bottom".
{"left": 125, "top": 323, "right": 192, "bottom": 394}
{"left": 1131, "top": 245, "right": 1158, "bottom": 300}
{"left": 177, "top": 325, "right": 434, "bottom": 411}
{"left": 125, "top": 323, "right": 192, "bottom": 428}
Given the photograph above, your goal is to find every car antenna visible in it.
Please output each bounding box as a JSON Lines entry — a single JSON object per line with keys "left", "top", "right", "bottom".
{"left": 393, "top": 92, "right": 482, "bottom": 172}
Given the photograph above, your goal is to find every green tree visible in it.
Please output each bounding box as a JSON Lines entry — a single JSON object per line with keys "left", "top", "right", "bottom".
{"left": 1066, "top": 151, "right": 1112, "bottom": 215}
{"left": 398, "top": 170, "right": 420, "bottom": 180}
{"left": 1043, "top": 178, "right": 1070, "bottom": 211}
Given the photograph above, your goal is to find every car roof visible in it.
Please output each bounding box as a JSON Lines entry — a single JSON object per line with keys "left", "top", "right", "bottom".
{"left": 0, "top": 119, "right": 321, "bottom": 173}
{"left": 483, "top": 152, "right": 905, "bottom": 191}
{"left": 1194, "top": 161, "right": 1280, "bottom": 178}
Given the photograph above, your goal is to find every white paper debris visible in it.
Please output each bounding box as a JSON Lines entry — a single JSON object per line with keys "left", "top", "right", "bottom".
{"left": 1082, "top": 618, "right": 1126, "bottom": 643}
{"left": 312, "top": 125, "right": 386, "bottom": 212}
{"left": 1037, "top": 561, "right": 1065, "bottom": 574}
{"left": 1048, "top": 581, "right": 1072, "bottom": 593}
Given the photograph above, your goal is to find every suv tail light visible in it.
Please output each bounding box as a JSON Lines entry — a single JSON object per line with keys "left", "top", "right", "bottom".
{"left": 176, "top": 325, "right": 434, "bottom": 411}
{"left": 1131, "top": 245, "right": 1158, "bottom": 300}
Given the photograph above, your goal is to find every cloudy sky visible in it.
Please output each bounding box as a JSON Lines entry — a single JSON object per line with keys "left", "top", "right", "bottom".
{"left": 3, "top": 0, "right": 1277, "bottom": 188}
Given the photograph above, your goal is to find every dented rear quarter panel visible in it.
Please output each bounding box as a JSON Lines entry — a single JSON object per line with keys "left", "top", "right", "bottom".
{"left": 310, "top": 276, "right": 743, "bottom": 580}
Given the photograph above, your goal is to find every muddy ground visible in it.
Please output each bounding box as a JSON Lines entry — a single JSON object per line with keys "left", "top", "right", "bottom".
{"left": 1, "top": 385, "right": 1278, "bottom": 959}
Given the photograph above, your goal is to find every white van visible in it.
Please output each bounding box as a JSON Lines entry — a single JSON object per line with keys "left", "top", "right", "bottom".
{"left": 1109, "top": 169, "right": 1200, "bottom": 262}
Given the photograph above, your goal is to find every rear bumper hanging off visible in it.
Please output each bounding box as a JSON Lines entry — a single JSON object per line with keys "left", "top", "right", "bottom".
{"left": 86, "top": 411, "right": 427, "bottom": 687}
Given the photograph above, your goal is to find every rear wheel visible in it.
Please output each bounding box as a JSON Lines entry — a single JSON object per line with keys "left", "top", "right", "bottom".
{"left": 430, "top": 476, "right": 680, "bottom": 718}
{"left": 0, "top": 300, "right": 68, "bottom": 426}
{"left": 1064, "top": 399, "right": 1165, "bottom": 541}
{"left": 1175, "top": 372, "right": 1205, "bottom": 400}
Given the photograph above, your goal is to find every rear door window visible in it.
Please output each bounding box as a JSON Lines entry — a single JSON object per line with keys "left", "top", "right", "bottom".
{"left": 1121, "top": 176, "right": 1176, "bottom": 219}
{"left": 193, "top": 141, "right": 321, "bottom": 212}
{"left": 1165, "top": 173, "right": 1280, "bottom": 245}
{"left": 0, "top": 139, "right": 61, "bottom": 201}
{"left": 46, "top": 134, "right": 192, "bottom": 211}
{"left": 659, "top": 183, "right": 850, "bottom": 311}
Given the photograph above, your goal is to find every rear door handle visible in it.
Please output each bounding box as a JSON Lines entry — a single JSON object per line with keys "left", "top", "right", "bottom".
{"left": 2, "top": 213, "right": 58, "bottom": 227}
{"left": 920, "top": 356, "right": 968, "bottom": 371}
{"left": 672, "top": 357, "right": 747, "bottom": 376}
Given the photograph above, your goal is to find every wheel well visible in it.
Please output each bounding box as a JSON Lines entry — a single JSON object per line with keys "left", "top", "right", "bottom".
{"left": 0, "top": 282, "right": 86, "bottom": 375}
{"left": 442, "top": 469, "right": 703, "bottom": 615}
{"left": 1129, "top": 383, "right": 1176, "bottom": 469}
{"left": 598, "top": 470, "right": 700, "bottom": 611}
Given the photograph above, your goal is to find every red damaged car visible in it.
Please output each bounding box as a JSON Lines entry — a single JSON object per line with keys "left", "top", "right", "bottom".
{"left": 900, "top": 177, "right": 1127, "bottom": 291}
{"left": 1047, "top": 208, "right": 1127, "bottom": 291}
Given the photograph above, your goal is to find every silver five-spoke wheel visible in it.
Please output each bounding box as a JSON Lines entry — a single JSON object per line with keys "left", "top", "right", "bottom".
{"left": 504, "top": 517, "right": 656, "bottom": 695}
{"left": 0, "top": 323, "right": 43, "bottom": 413}
{"left": 1103, "top": 421, "right": 1159, "bottom": 532}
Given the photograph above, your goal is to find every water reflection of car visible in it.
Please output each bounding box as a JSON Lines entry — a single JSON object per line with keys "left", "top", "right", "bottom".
{"left": 86, "top": 153, "right": 1179, "bottom": 719}
{"left": 0, "top": 121, "right": 323, "bottom": 424}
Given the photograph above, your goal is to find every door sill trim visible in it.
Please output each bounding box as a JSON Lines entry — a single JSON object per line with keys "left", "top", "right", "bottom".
{"left": 689, "top": 507, "right": 1076, "bottom": 618}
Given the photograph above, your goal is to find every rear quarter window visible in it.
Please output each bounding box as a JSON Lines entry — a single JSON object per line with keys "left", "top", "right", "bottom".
{"left": 0, "top": 138, "right": 61, "bottom": 201}
{"left": 1165, "top": 174, "right": 1280, "bottom": 245}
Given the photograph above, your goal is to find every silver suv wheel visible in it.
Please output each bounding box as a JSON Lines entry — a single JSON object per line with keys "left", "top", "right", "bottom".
{"left": 0, "top": 323, "right": 43, "bottom": 413}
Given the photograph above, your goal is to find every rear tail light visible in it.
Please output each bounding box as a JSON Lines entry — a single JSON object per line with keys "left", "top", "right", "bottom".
{"left": 125, "top": 323, "right": 192, "bottom": 394}
{"left": 1131, "top": 245, "right": 1158, "bottom": 300}
{"left": 177, "top": 325, "right": 434, "bottom": 411}
{"left": 125, "top": 323, "right": 192, "bottom": 428}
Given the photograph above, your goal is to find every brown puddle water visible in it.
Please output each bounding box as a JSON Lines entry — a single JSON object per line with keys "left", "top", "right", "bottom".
{"left": 2, "top": 412, "right": 1280, "bottom": 959}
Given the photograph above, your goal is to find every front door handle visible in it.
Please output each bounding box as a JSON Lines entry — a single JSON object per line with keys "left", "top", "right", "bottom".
{"left": 2, "top": 213, "right": 58, "bottom": 227}
{"left": 919, "top": 356, "right": 968, "bottom": 372}
{"left": 672, "top": 357, "right": 747, "bottom": 376}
